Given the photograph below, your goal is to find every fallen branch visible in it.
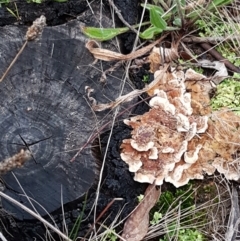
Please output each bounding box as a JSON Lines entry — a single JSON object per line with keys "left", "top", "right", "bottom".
{"left": 200, "top": 42, "right": 240, "bottom": 73}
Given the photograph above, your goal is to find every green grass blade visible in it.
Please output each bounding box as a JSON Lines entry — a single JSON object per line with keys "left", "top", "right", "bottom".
{"left": 207, "top": 0, "right": 233, "bottom": 11}
{"left": 6, "top": 7, "right": 17, "bottom": 19}
{"left": 69, "top": 192, "right": 88, "bottom": 241}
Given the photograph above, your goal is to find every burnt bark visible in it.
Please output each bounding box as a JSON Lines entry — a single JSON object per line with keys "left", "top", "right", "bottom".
{"left": 0, "top": 7, "right": 132, "bottom": 220}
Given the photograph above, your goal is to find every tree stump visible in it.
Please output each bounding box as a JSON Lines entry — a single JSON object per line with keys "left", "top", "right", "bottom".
{"left": 0, "top": 13, "right": 130, "bottom": 220}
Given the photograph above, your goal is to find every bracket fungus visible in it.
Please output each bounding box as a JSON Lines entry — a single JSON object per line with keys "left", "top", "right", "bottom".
{"left": 121, "top": 64, "right": 240, "bottom": 187}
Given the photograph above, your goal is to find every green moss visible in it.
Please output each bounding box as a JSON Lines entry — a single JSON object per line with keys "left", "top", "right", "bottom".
{"left": 160, "top": 228, "right": 205, "bottom": 241}
{"left": 210, "top": 79, "right": 240, "bottom": 114}
{"left": 195, "top": 15, "right": 240, "bottom": 67}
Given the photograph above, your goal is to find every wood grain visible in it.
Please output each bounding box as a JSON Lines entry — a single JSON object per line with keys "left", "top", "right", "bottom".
{"left": 0, "top": 19, "right": 133, "bottom": 219}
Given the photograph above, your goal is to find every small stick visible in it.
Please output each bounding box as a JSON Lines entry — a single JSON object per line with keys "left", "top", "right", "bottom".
{"left": 0, "top": 41, "right": 28, "bottom": 83}
{"left": 81, "top": 198, "right": 123, "bottom": 241}
{"left": 86, "top": 34, "right": 168, "bottom": 61}
{"left": 183, "top": 35, "right": 240, "bottom": 45}
{"left": 99, "top": 61, "right": 122, "bottom": 83}
{"left": 200, "top": 42, "right": 240, "bottom": 73}
{"left": 0, "top": 191, "right": 72, "bottom": 241}
{"left": 107, "top": 0, "right": 138, "bottom": 34}
{"left": 0, "top": 15, "right": 46, "bottom": 83}
{"left": 0, "top": 232, "right": 8, "bottom": 241}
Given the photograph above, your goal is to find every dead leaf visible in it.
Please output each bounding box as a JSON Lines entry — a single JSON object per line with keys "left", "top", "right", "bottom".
{"left": 85, "top": 35, "right": 167, "bottom": 61}
{"left": 121, "top": 184, "right": 161, "bottom": 241}
{"left": 198, "top": 59, "right": 228, "bottom": 85}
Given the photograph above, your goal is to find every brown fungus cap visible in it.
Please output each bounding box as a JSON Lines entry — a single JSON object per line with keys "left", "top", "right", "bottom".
{"left": 120, "top": 66, "right": 240, "bottom": 187}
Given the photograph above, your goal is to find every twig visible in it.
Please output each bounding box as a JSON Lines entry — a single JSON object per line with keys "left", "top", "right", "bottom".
{"left": 200, "top": 42, "right": 240, "bottom": 73}
{"left": 0, "top": 15, "right": 46, "bottom": 83}
{"left": 85, "top": 0, "right": 94, "bottom": 14}
{"left": 183, "top": 35, "right": 240, "bottom": 45}
{"left": 99, "top": 61, "right": 122, "bottom": 83}
{"left": 0, "top": 232, "right": 7, "bottom": 241}
{"left": 0, "top": 41, "right": 28, "bottom": 83}
{"left": 81, "top": 198, "right": 123, "bottom": 241}
{"left": 107, "top": 0, "right": 138, "bottom": 34}
{"left": 0, "top": 191, "right": 72, "bottom": 241}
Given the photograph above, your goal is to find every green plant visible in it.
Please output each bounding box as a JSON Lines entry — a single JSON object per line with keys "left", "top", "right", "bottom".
{"left": 193, "top": 66, "right": 204, "bottom": 74}
{"left": 82, "top": 0, "right": 233, "bottom": 41}
{"left": 142, "top": 74, "right": 150, "bottom": 83}
{"left": 217, "top": 46, "right": 240, "bottom": 67}
{"left": 151, "top": 184, "right": 195, "bottom": 216}
{"left": 150, "top": 211, "right": 162, "bottom": 225}
{"left": 142, "top": 184, "right": 208, "bottom": 240}
{"left": 0, "top": 0, "right": 9, "bottom": 4}
{"left": 82, "top": 3, "right": 180, "bottom": 41}
{"left": 210, "top": 78, "right": 240, "bottom": 114}
{"left": 137, "top": 194, "right": 144, "bottom": 202}
{"left": 195, "top": 6, "right": 240, "bottom": 68}
{"left": 69, "top": 193, "right": 88, "bottom": 241}
{"left": 160, "top": 228, "right": 205, "bottom": 241}
{"left": 6, "top": 2, "right": 20, "bottom": 21}
{"left": 103, "top": 229, "right": 118, "bottom": 241}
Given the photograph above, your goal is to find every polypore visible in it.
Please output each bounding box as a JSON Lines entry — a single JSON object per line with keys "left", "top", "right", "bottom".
{"left": 120, "top": 67, "right": 240, "bottom": 187}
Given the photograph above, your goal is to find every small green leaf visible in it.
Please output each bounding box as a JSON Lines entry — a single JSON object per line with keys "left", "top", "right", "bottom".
{"left": 150, "top": 211, "right": 162, "bottom": 225}
{"left": 81, "top": 26, "right": 129, "bottom": 41}
{"left": 173, "top": 17, "right": 182, "bottom": 27}
{"left": 150, "top": 8, "right": 167, "bottom": 29}
{"left": 140, "top": 26, "right": 163, "bottom": 39}
{"left": 165, "top": 26, "right": 180, "bottom": 31}
{"left": 141, "top": 4, "right": 164, "bottom": 15}
{"left": 137, "top": 194, "right": 144, "bottom": 202}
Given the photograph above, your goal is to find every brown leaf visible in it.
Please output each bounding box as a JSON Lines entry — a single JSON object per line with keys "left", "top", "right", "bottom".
{"left": 85, "top": 35, "right": 167, "bottom": 61}
{"left": 121, "top": 184, "right": 161, "bottom": 241}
